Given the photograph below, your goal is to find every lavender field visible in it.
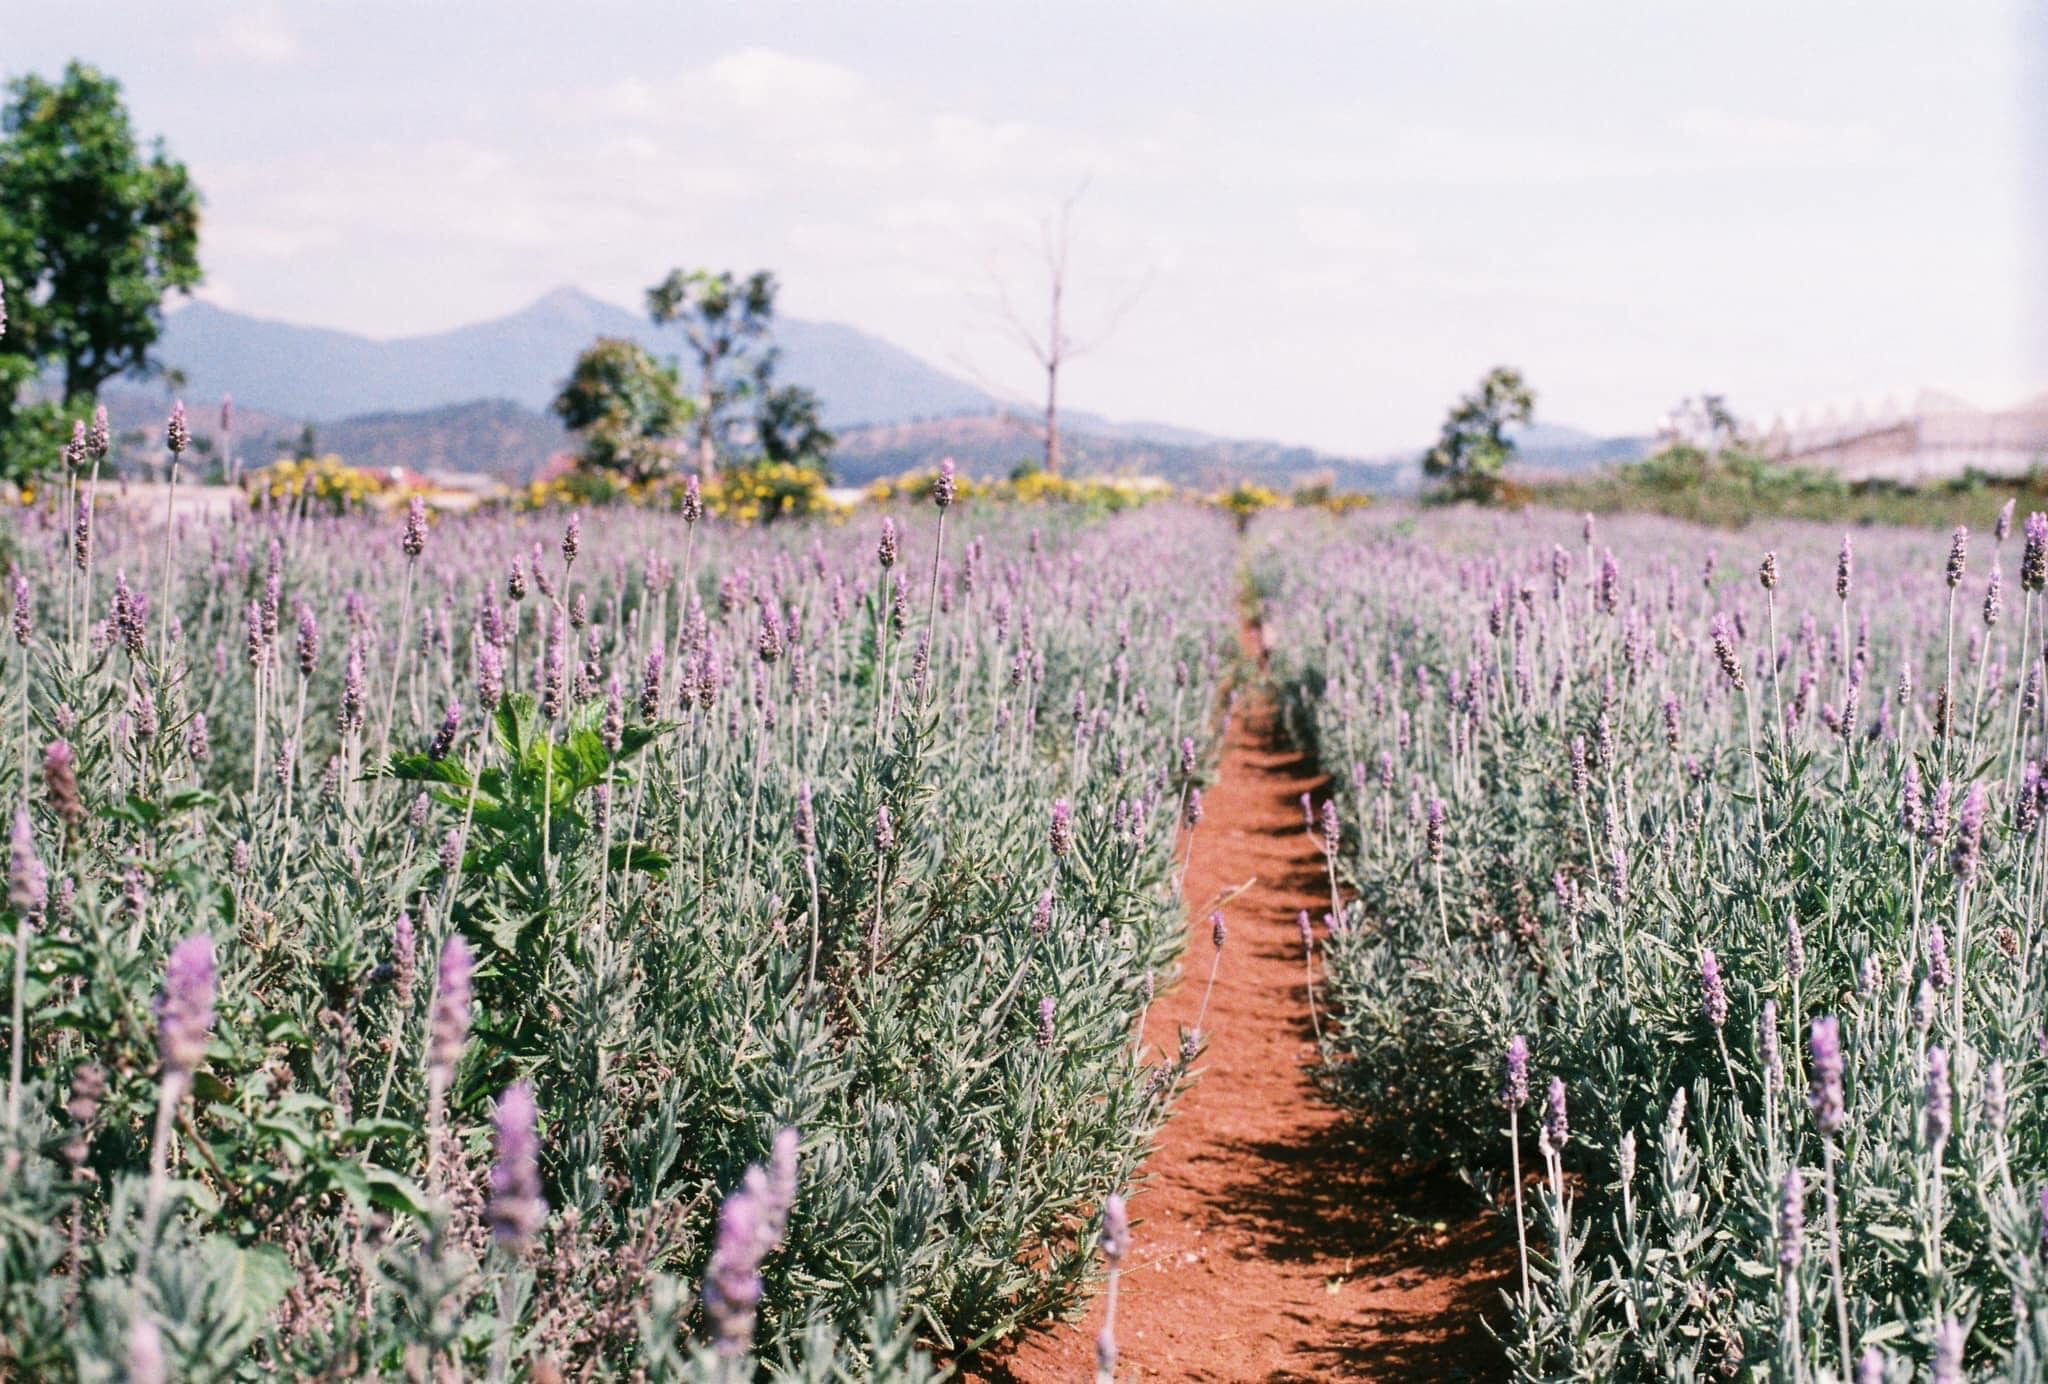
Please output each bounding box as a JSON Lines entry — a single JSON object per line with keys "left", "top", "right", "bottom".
{"left": 0, "top": 440, "right": 1241, "bottom": 1378}
{"left": 1259, "top": 504, "right": 2048, "bottom": 1379}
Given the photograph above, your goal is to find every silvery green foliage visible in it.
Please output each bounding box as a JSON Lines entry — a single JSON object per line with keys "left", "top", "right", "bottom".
{"left": 1259, "top": 505, "right": 2048, "bottom": 1380}
{"left": 0, "top": 496, "right": 1235, "bottom": 1377}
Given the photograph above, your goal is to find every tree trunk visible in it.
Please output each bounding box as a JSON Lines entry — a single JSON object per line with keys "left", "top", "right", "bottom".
{"left": 1044, "top": 360, "right": 1061, "bottom": 476}
{"left": 695, "top": 380, "right": 717, "bottom": 478}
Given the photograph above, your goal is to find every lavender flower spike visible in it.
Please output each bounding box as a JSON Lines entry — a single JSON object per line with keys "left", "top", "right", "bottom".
{"left": 1050, "top": 798, "right": 1074, "bottom": 857}
{"left": 428, "top": 935, "right": 474, "bottom": 1096}
{"left": 1951, "top": 782, "right": 1986, "bottom": 882}
{"left": 1698, "top": 949, "right": 1728, "bottom": 1029}
{"left": 701, "top": 1130, "right": 801, "bottom": 1358}
{"left": 156, "top": 934, "right": 218, "bottom": 1079}
{"left": 1777, "top": 1167, "right": 1803, "bottom": 1267}
{"left": 1808, "top": 1015, "right": 1844, "bottom": 1135}
{"left": 1500, "top": 1035, "right": 1529, "bottom": 1110}
{"left": 402, "top": 495, "right": 427, "bottom": 559}
{"left": 486, "top": 1080, "right": 547, "bottom": 1248}
{"left": 9, "top": 808, "right": 46, "bottom": 915}
{"left": 1924, "top": 1044, "right": 1951, "bottom": 1147}
{"left": 1540, "top": 1077, "right": 1568, "bottom": 1154}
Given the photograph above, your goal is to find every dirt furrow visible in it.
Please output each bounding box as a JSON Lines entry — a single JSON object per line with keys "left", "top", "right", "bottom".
{"left": 983, "top": 628, "right": 1510, "bottom": 1381}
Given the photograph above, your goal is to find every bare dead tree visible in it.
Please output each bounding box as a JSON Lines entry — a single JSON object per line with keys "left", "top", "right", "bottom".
{"left": 965, "top": 184, "right": 1148, "bottom": 476}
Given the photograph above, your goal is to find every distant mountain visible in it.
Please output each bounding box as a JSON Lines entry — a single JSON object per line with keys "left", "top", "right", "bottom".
{"left": 153, "top": 288, "right": 996, "bottom": 429}
{"left": 832, "top": 413, "right": 1410, "bottom": 492}
{"left": 1506, "top": 421, "right": 1651, "bottom": 471}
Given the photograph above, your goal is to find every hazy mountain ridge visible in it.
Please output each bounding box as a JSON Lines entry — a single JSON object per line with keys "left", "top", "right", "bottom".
{"left": 154, "top": 288, "right": 995, "bottom": 429}
{"left": 123, "top": 288, "right": 1646, "bottom": 490}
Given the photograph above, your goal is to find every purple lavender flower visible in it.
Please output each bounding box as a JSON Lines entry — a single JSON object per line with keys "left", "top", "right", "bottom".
{"left": 1425, "top": 797, "right": 1445, "bottom": 864}
{"left": 561, "top": 511, "right": 581, "bottom": 564}
{"left": 1036, "top": 997, "right": 1055, "bottom": 1050}
{"left": 393, "top": 913, "right": 417, "bottom": 1001}
{"left": 1786, "top": 914, "right": 1805, "bottom": 983}
{"left": 1945, "top": 527, "right": 1968, "bottom": 588}
{"left": 1179, "top": 736, "right": 1197, "bottom": 781}
{"left": 9, "top": 808, "right": 46, "bottom": 915}
{"left": 1709, "top": 614, "right": 1745, "bottom": 689}
{"left": 1210, "top": 911, "right": 1227, "bottom": 950}
{"left": 156, "top": 934, "right": 217, "bottom": 1078}
{"left": 476, "top": 640, "right": 504, "bottom": 709}
{"left": 1928, "top": 926, "right": 1953, "bottom": 990}
{"left": 166, "top": 401, "right": 189, "bottom": 455}
{"left": 127, "top": 1316, "right": 165, "bottom": 1384}
{"left": 1901, "top": 761, "right": 1923, "bottom": 837}
{"left": 1184, "top": 787, "right": 1203, "bottom": 828}
{"left": 1101, "top": 1192, "right": 1129, "bottom": 1265}
{"left": 339, "top": 642, "right": 366, "bottom": 734}
{"left": 1836, "top": 534, "right": 1852, "bottom": 600}
{"left": 1698, "top": 948, "right": 1728, "bottom": 1029}
{"left": 1985, "top": 564, "right": 2004, "bottom": 626}
{"left": 427, "top": 702, "right": 462, "bottom": 760}
{"left": 1050, "top": 798, "right": 1074, "bottom": 857}
{"left": 1933, "top": 1317, "right": 1963, "bottom": 1384}
{"left": 1501, "top": 1035, "right": 1529, "bottom": 1111}
{"left": 294, "top": 601, "right": 318, "bottom": 676}
{"left": 43, "top": 741, "right": 83, "bottom": 827}
{"left": 602, "top": 676, "right": 624, "bottom": 752}
{"left": 933, "top": 457, "right": 957, "bottom": 510}
{"left": 89, "top": 405, "right": 109, "bottom": 459}
{"left": 681, "top": 473, "right": 703, "bottom": 524}
{"left": 700, "top": 1133, "right": 800, "bottom": 1358}
{"left": 1983, "top": 1058, "right": 2007, "bottom": 1136}
{"left": 1759, "top": 1000, "right": 1782, "bottom": 1096}
{"left": 428, "top": 936, "right": 474, "bottom": 1095}
{"left": 794, "top": 783, "right": 815, "bottom": 855}
{"left": 1758, "top": 550, "right": 1778, "bottom": 591}
{"left": 1808, "top": 1015, "right": 1844, "bottom": 1135}
{"left": 1777, "top": 1167, "right": 1803, "bottom": 1268}
{"left": 1952, "top": 782, "right": 1986, "bottom": 882}
{"left": 1031, "top": 889, "right": 1053, "bottom": 936}
{"left": 401, "top": 496, "right": 427, "bottom": 560}
{"left": 1540, "top": 1077, "right": 1568, "bottom": 1154}
{"left": 2025, "top": 512, "right": 2048, "bottom": 592}
{"left": 486, "top": 1080, "right": 547, "bottom": 1248}
{"left": 640, "top": 649, "right": 663, "bottom": 720}
{"left": 1924, "top": 1044, "right": 1951, "bottom": 1147}
{"left": 10, "top": 571, "right": 28, "bottom": 648}
{"left": 877, "top": 517, "right": 899, "bottom": 569}
{"left": 875, "top": 804, "right": 895, "bottom": 853}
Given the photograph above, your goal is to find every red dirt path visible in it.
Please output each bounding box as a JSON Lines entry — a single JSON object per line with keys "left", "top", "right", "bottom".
{"left": 976, "top": 642, "right": 1511, "bottom": 1382}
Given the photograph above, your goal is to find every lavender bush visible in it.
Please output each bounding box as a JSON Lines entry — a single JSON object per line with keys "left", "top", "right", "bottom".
{"left": 1260, "top": 505, "right": 2048, "bottom": 1379}
{"left": 0, "top": 464, "right": 1235, "bottom": 1377}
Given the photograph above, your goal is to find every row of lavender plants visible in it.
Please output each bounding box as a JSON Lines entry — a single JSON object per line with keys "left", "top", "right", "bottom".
{"left": 0, "top": 417, "right": 1238, "bottom": 1379}
{"left": 1259, "top": 504, "right": 2048, "bottom": 1380}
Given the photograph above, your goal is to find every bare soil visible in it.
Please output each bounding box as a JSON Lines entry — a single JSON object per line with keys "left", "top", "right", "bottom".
{"left": 972, "top": 633, "right": 1511, "bottom": 1382}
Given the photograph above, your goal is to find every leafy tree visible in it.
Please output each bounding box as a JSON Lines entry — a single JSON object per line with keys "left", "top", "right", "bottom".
{"left": 1422, "top": 366, "right": 1535, "bottom": 502}
{"left": 0, "top": 62, "right": 202, "bottom": 479}
{"left": 551, "top": 337, "right": 690, "bottom": 484}
{"left": 1660, "top": 393, "right": 1742, "bottom": 460}
{"left": 754, "top": 373, "right": 834, "bottom": 476}
{"left": 646, "top": 268, "right": 777, "bottom": 477}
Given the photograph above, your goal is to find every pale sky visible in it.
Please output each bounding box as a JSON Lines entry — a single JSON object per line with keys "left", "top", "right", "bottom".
{"left": 10, "top": 1, "right": 2043, "bottom": 454}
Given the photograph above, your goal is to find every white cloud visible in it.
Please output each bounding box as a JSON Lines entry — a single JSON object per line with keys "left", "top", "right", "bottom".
{"left": 203, "top": 7, "right": 301, "bottom": 67}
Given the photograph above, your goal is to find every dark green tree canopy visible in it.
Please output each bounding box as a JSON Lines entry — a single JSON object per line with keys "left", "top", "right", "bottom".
{"left": 0, "top": 62, "right": 202, "bottom": 404}
{"left": 1422, "top": 365, "right": 1535, "bottom": 502}
{"left": 551, "top": 337, "right": 691, "bottom": 484}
